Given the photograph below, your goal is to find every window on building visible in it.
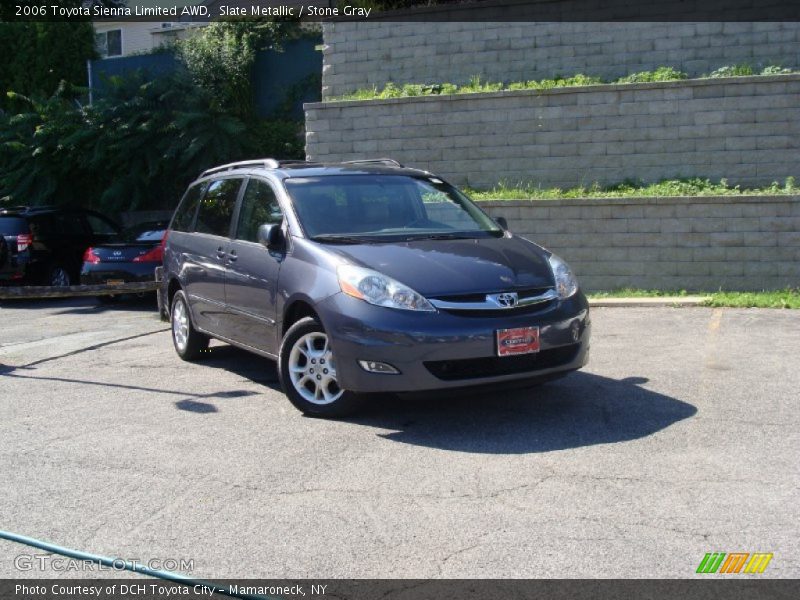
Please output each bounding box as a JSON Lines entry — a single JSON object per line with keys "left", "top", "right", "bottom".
{"left": 95, "top": 30, "right": 122, "bottom": 58}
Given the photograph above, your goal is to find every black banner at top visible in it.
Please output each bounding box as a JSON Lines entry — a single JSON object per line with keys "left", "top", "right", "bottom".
{"left": 4, "top": 0, "right": 800, "bottom": 23}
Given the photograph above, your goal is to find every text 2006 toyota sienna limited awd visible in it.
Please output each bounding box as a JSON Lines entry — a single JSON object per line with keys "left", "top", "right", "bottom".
{"left": 161, "top": 158, "right": 590, "bottom": 416}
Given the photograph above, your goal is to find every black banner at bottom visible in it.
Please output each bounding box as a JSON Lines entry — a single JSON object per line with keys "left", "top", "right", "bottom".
{"left": 0, "top": 580, "right": 798, "bottom": 600}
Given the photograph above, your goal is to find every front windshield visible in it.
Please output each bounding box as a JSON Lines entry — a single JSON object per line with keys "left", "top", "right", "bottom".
{"left": 283, "top": 175, "right": 502, "bottom": 241}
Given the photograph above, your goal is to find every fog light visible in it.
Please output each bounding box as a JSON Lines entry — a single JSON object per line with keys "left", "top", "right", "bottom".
{"left": 358, "top": 360, "right": 400, "bottom": 374}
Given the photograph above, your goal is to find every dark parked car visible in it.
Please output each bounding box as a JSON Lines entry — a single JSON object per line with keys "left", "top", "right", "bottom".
{"left": 81, "top": 221, "right": 168, "bottom": 296}
{"left": 0, "top": 206, "right": 121, "bottom": 286}
{"left": 160, "top": 159, "right": 590, "bottom": 416}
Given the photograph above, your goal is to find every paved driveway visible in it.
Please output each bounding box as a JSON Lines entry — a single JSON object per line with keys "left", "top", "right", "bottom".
{"left": 0, "top": 299, "right": 797, "bottom": 578}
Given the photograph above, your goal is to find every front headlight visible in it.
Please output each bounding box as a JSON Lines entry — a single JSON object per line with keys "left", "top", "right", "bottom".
{"left": 337, "top": 265, "right": 435, "bottom": 312}
{"left": 548, "top": 253, "right": 579, "bottom": 299}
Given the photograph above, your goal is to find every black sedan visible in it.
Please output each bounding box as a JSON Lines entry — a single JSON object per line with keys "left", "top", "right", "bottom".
{"left": 80, "top": 221, "right": 167, "bottom": 297}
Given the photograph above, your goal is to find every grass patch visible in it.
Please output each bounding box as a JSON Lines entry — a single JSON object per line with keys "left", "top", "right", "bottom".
{"left": 588, "top": 288, "right": 800, "bottom": 309}
{"left": 465, "top": 177, "right": 800, "bottom": 201}
{"left": 330, "top": 64, "right": 796, "bottom": 102}
{"left": 702, "top": 289, "right": 800, "bottom": 309}
{"left": 589, "top": 289, "right": 691, "bottom": 298}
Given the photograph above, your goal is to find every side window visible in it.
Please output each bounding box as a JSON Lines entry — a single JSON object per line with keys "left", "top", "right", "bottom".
{"left": 85, "top": 214, "right": 118, "bottom": 235}
{"left": 171, "top": 182, "right": 206, "bottom": 233}
{"left": 195, "top": 178, "right": 242, "bottom": 237}
{"left": 29, "top": 215, "right": 55, "bottom": 237}
{"left": 56, "top": 213, "right": 86, "bottom": 235}
{"left": 235, "top": 179, "right": 283, "bottom": 243}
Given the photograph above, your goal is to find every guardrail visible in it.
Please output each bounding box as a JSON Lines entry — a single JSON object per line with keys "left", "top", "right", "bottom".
{"left": 0, "top": 281, "right": 158, "bottom": 300}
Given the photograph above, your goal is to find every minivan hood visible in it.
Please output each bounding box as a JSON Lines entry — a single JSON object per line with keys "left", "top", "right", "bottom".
{"left": 325, "top": 235, "right": 554, "bottom": 296}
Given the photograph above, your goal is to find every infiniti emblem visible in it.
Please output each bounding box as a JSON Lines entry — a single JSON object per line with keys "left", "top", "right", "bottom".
{"left": 493, "top": 292, "right": 519, "bottom": 308}
{"left": 113, "top": 251, "right": 122, "bottom": 256}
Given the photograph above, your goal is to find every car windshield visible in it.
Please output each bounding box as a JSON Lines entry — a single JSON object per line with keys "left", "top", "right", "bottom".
{"left": 121, "top": 221, "right": 167, "bottom": 243}
{"left": 283, "top": 175, "right": 503, "bottom": 242}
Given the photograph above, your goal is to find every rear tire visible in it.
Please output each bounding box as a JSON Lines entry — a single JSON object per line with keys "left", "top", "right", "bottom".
{"left": 46, "top": 264, "right": 71, "bottom": 287}
{"left": 0, "top": 237, "right": 7, "bottom": 269}
{"left": 170, "top": 290, "right": 209, "bottom": 361}
{"left": 278, "top": 316, "right": 364, "bottom": 417}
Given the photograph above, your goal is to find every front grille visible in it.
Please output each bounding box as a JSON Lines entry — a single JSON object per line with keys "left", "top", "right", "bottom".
{"left": 438, "top": 300, "right": 557, "bottom": 318}
{"left": 424, "top": 344, "right": 580, "bottom": 381}
{"left": 433, "top": 286, "right": 552, "bottom": 303}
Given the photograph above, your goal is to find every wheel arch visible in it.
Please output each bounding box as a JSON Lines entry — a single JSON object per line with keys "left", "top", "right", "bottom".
{"left": 281, "top": 298, "right": 320, "bottom": 337}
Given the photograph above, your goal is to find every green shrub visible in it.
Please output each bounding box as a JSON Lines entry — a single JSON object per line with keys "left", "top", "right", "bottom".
{"left": 331, "top": 64, "right": 796, "bottom": 102}
{"left": 760, "top": 65, "right": 795, "bottom": 75}
{"left": 465, "top": 177, "right": 800, "bottom": 201}
{"left": 616, "top": 67, "right": 688, "bottom": 83}
{"left": 708, "top": 64, "right": 754, "bottom": 78}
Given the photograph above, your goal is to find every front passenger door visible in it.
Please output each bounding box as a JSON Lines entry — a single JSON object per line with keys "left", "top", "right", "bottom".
{"left": 225, "top": 178, "right": 285, "bottom": 353}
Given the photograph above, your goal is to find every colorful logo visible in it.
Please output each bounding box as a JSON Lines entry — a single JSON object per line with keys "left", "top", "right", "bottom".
{"left": 696, "top": 552, "right": 773, "bottom": 574}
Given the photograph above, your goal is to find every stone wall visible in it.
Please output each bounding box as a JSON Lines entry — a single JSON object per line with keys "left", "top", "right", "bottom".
{"left": 322, "top": 21, "right": 800, "bottom": 99}
{"left": 305, "top": 75, "right": 800, "bottom": 189}
{"left": 482, "top": 196, "right": 800, "bottom": 291}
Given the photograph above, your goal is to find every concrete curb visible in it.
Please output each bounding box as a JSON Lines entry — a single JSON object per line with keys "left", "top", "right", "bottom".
{"left": 588, "top": 296, "right": 711, "bottom": 307}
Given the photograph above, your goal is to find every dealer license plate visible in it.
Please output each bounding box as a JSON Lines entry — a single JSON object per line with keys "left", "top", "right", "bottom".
{"left": 496, "top": 326, "right": 540, "bottom": 357}
{"left": 105, "top": 279, "right": 125, "bottom": 286}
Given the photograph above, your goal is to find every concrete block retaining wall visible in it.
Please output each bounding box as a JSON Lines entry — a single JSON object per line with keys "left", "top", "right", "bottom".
{"left": 322, "top": 21, "right": 800, "bottom": 99}
{"left": 305, "top": 75, "right": 800, "bottom": 189}
{"left": 481, "top": 196, "right": 800, "bottom": 291}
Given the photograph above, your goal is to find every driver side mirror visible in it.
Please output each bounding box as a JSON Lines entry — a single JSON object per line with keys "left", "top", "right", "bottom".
{"left": 257, "top": 223, "right": 284, "bottom": 249}
{"left": 495, "top": 216, "right": 509, "bottom": 230}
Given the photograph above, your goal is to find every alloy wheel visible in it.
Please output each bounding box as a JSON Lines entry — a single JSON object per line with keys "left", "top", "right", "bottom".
{"left": 172, "top": 298, "right": 189, "bottom": 353}
{"left": 288, "top": 332, "right": 343, "bottom": 405}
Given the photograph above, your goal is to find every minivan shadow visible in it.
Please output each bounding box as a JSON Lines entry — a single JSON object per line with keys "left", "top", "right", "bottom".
{"left": 197, "top": 344, "right": 282, "bottom": 391}
{"left": 343, "top": 373, "right": 696, "bottom": 454}
{"left": 0, "top": 296, "right": 158, "bottom": 314}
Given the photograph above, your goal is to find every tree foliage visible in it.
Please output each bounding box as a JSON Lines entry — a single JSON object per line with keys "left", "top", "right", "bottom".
{"left": 0, "top": 20, "right": 96, "bottom": 111}
{"left": 0, "top": 74, "right": 302, "bottom": 213}
{"left": 177, "top": 20, "right": 299, "bottom": 120}
{"left": 0, "top": 19, "right": 308, "bottom": 213}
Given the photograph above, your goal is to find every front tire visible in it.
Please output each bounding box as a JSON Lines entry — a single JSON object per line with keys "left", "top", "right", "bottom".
{"left": 278, "top": 317, "right": 364, "bottom": 417}
{"left": 171, "top": 290, "right": 209, "bottom": 361}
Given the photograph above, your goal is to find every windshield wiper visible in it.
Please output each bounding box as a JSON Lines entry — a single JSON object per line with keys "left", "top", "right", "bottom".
{"left": 311, "top": 234, "right": 375, "bottom": 244}
{"left": 405, "top": 232, "right": 478, "bottom": 240}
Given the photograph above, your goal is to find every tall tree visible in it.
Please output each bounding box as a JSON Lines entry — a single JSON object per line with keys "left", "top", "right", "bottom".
{"left": 0, "top": 17, "right": 96, "bottom": 110}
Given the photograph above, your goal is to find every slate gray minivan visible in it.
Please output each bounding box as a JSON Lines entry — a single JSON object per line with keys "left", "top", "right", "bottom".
{"left": 161, "top": 159, "right": 590, "bottom": 416}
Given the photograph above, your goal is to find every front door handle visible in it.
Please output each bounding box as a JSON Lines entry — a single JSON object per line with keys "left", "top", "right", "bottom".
{"left": 228, "top": 250, "right": 237, "bottom": 262}
{"left": 216, "top": 246, "right": 226, "bottom": 260}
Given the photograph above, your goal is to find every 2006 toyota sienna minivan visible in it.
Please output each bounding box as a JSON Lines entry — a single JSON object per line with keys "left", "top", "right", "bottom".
{"left": 161, "top": 158, "right": 590, "bottom": 416}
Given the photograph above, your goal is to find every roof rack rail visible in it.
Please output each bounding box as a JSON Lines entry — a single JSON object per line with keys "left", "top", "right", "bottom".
{"left": 201, "top": 159, "right": 279, "bottom": 178}
{"left": 200, "top": 158, "right": 329, "bottom": 178}
{"left": 341, "top": 158, "right": 404, "bottom": 168}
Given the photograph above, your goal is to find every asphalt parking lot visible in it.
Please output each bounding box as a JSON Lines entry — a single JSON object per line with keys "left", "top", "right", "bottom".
{"left": 0, "top": 298, "right": 798, "bottom": 579}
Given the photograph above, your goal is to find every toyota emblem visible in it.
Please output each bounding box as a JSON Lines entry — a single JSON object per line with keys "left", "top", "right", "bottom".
{"left": 495, "top": 292, "right": 518, "bottom": 307}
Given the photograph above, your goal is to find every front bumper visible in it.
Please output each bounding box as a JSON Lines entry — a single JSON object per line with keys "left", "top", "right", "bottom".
{"left": 316, "top": 291, "right": 590, "bottom": 393}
